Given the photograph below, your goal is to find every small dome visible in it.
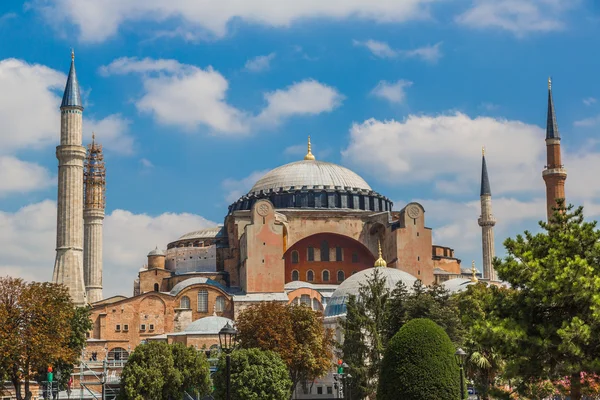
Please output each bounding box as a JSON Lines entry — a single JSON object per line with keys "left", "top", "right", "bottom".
{"left": 169, "top": 277, "right": 227, "bottom": 296}
{"left": 325, "top": 267, "right": 418, "bottom": 317}
{"left": 249, "top": 160, "right": 372, "bottom": 195}
{"left": 441, "top": 278, "right": 476, "bottom": 294}
{"left": 184, "top": 316, "right": 234, "bottom": 334}
{"left": 178, "top": 226, "right": 224, "bottom": 241}
{"left": 147, "top": 247, "right": 165, "bottom": 257}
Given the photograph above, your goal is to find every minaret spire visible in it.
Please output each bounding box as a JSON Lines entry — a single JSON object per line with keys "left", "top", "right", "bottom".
{"left": 542, "top": 77, "right": 567, "bottom": 221}
{"left": 478, "top": 148, "right": 497, "bottom": 281}
{"left": 304, "top": 136, "right": 316, "bottom": 160}
{"left": 53, "top": 51, "right": 87, "bottom": 306}
{"left": 83, "top": 133, "right": 106, "bottom": 303}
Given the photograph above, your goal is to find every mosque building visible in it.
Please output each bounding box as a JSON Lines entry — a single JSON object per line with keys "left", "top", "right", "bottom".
{"left": 50, "top": 53, "right": 565, "bottom": 368}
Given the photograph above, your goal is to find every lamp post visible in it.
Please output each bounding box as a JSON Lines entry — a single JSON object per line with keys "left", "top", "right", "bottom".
{"left": 455, "top": 348, "right": 467, "bottom": 400}
{"left": 219, "top": 322, "right": 237, "bottom": 400}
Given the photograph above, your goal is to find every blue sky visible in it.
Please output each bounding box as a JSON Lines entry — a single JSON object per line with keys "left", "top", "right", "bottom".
{"left": 1, "top": 0, "right": 600, "bottom": 297}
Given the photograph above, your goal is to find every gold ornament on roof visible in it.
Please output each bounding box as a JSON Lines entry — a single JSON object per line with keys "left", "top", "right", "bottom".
{"left": 374, "top": 240, "right": 387, "bottom": 267}
{"left": 304, "top": 136, "right": 316, "bottom": 160}
{"left": 71, "top": 49, "right": 75, "bottom": 60}
{"left": 471, "top": 260, "right": 479, "bottom": 282}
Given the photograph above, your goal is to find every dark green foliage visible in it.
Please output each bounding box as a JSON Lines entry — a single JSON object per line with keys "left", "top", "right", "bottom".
{"left": 489, "top": 203, "right": 600, "bottom": 400}
{"left": 212, "top": 348, "right": 292, "bottom": 400}
{"left": 385, "top": 280, "right": 464, "bottom": 344}
{"left": 377, "top": 319, "right": 461, "bottom": 400}
{"left": 119, "top": 341, "right": 210, "bottom": 400}
{"left": 341, "top": 268, "right": 389, "bottom": 399}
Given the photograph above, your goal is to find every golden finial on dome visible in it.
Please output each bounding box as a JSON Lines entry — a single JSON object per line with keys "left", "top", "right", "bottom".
{"left": 304, "top": 136, "right": 316, "bottom": 161}
{"left": 374, "top": 240, "right": 387, "bottom": 267}
{"left": 470, "top": 260, "right": 478, "bottom": 282}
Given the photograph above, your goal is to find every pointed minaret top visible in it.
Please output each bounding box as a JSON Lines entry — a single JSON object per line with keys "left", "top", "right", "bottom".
{"left": 480, "top": 148, "right": 491, "bottom": 196}
{"left": 546, "top": 76, "right": 560, "bottom": 140}
{"left": 61, "top": 50, "right": 83, "bottom": 109}
{"left": 304, "top": 136, "right": 316, "bottom": 160}
{"left": 374, "top": 240, "right": 387, "bottom": 267}
{"left": 470, "top": 261, "right": 479, "bottom": 282}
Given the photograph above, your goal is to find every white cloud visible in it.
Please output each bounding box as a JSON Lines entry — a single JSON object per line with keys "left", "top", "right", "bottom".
{"left": 245, "top": 53, "right": 276, "bottom": 73}
{"left": 0, "top": 12, "right": 17, "bottom": 24}
{"left": 0, "top": 200, "right": 216, "bottom": 297}
{"left": 456, "top": 0, "right": 576, "bottom": 35}
{"left": 222, "top": 170, "right": 269, "bottom": 203}
{"left": 341, "top": 113, "right": 546, "bottom": 195}
{"left": 256, "top": 79, "right": 344, "bottom": 126}
{"left": 370, "top": 80, "right": 413, "bottom": 103}
{"left": 33, "top": 0, "right": 435, "bottom": 43}
{"left": 0, "top": 157, "right": 53, "bottom": 196}
{"left": 574, "top": 115, "right": 600, "bottom": 128}
{"left": 353, "top": 40, "right": 443, "bottom": 62}
{"left": 139, "top": 158, "right": 154, "bottom": 169}
{"left": 583, "top": 97, "right": 597, "bottom": 106}
{"left": 85, "top": 114, "right": 133, "bottom": 155}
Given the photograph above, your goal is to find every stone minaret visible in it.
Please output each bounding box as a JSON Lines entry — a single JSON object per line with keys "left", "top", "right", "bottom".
{"left": 52, "top": 51, "right": 87, "bottom": 306}
{"left": 542, "top": 77, "right": 567, "bottom": 221}
{"left": 478, "top": 148, "right": 497, "bottom": 281}
{"left": 83, "top": 134, "right": 106, "bottom": 303}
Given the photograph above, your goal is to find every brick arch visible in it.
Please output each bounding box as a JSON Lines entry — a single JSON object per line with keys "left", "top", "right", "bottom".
{"left": 283, "top": 233, "right": 376, "bottom": 285}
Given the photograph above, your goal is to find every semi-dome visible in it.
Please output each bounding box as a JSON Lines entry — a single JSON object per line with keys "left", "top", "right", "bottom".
{"left": 250, "top": 160, "right": 372, "bottom": 194}
{"left": 228, "top": 139, "right": 392, "bottom": 213}
{"left": 324, "top": 267, "right": 418, "bottom": 317}
{"left": 184, "top": 316, "right": 234, "bottom": 334}
{"left": 178, "top": 226, "right": 225, "bottom": 241}
{"left": 441, "top": 278, "right": 476, "bottom": 294}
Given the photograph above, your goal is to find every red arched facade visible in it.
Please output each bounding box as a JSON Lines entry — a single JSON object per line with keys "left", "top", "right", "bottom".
{"left": 284, "top": 233, "right": 376, "bottom": 284}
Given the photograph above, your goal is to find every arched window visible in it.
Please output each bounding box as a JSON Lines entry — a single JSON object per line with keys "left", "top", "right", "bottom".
{"left": 215, "top": 296, "right": 225, "bottom": 312}
{"left": 321, "top": 241, "right": 329, "bottom": 261}
{"left": 292, "top": 270, "right": 299, "bottom": 281}
{"left": 291, "top": 250, "right": 299, "bottom": 264}
{"left": 337, "top": 270, "right": 345, "bottom": 282}
{"left": 293, "top": 297, "right": 300, "bottom": 305}
{"left": 107, "top": 347, "right": 129, "bottom": 362}
{"left": 312, "top": 298, "right": 320, "bottom": 311}
{"left": 197, "top": 290, "right": 208, "bottom": 312}
{"left": 300, "top": 294, "right": 311, "bottom": 306}
{"left": 153, "top": 283, "right": 159, "bottom": 292}
{"left": 307, "top": 270, "right": 314, "bottom": 282}
{"left": 307, "top": 247, "right": 315, "bottom": 262}
{"left": 180, "top": 296, "right": 190, "bottom": 309}
{"left": 322, "top": 270, "right": 330, "bottom": 282}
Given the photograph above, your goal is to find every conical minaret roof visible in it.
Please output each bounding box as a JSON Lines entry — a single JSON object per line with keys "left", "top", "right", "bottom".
{"left": 480, "top": 147, "right": 491, "bottom": 196}
{"left": 61, "top": 50, "right": 83, "bottom": 109}
{"left": 546, "top": 77, "right": 559, "bottom": 140}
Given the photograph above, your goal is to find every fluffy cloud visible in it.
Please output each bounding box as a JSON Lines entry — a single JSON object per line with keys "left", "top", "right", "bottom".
{"left": 222, "top": 170, "right": 269, "bottom": 204}
{"left": 573, "top": 115, "right": 600, "bottom": 128}
{"left": 101, "top": 58, "right": 343, "bottom": 133}
{"left": 353, "top": 40, "right": 443, "bottom": 63}
{"left": 370, "top": 80, "right": 413, "bottom": 103}
{"left": 583, "top": 97, "right": 597, "bottom": 106}
{"left": 456, "top": 0, "right": 576, "bottom": 35}
{"left": 85, "top": 114, "right": 133, "bottom": 154}
{"left": 341, "top": 113, "right": 546, "bottom": 195}
{"left": 245, "top": 53, "right": 276, "bottom": 73}
{"left": 0, "top": 157, "right": 53, "bottom": 196}
{"left": 33, "top": 0, "right": 435, "bottom": 43}
{"left": 0, "top": 200, "right": 216, "bottom": 297}
{"left": 256, "top": 79, "right": 344, "bottom": 127}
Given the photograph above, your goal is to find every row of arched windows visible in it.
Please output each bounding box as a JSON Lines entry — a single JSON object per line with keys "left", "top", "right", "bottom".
{"left": 291, "top": 269, "right": 345, "bottom": 283}
{"left": 178, "top": 292, "right": 226, "bottom": 313}
{"left": 291, "top": 295, "right": 322, "bottom": 311}
{"left": 290, "top": 246, "right": 358, "bottom": 264}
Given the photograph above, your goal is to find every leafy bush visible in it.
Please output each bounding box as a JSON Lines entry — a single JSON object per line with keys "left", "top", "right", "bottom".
{"left": 378, "top": 318, "right": 462, "bottom": 400}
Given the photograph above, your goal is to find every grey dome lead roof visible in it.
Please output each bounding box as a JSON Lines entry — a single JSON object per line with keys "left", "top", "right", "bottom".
{"left": 249, "top": 160, "right": 372, "bottom": 194}
{"left": 61, "top": 51, "right": 83, "bottom": 109}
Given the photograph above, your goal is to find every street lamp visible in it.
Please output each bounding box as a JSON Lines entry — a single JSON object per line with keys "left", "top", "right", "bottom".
{"left": 455, "top": 348, "right": 467, "bottom": 400}
{"left": 219, "top": 322, "right": 237, "bottom": 400}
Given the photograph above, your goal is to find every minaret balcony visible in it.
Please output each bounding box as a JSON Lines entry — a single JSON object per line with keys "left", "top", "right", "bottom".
{"left": 542, "top": 167, "right": 567, "bottom": 177}
{"left": 478, "top": 217, "right": 496, "bottom": 226}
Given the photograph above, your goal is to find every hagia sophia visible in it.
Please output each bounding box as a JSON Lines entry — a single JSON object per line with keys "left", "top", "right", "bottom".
{"left": 52, "top": 52, "right": 566, "bottom": 391}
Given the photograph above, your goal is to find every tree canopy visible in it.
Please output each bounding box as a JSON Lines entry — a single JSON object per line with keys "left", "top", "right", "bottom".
{"left": 119, "top": 341, "right": 210, "bottom": 400}
{"left": 0, "top": 277, "right": 86, "bottom": 400}
{"left": 212, "top": 348, "right": 292, "bottom": 400}
{"left": 377, "top": 318, "right": 462, "bottom": 400}
{"left": 235, "top": 302, "right": 333, "bottom": 391}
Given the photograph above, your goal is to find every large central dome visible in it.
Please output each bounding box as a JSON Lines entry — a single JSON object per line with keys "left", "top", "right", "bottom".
{"left": 250, "top": 160, "right": 372, "bottom": 195}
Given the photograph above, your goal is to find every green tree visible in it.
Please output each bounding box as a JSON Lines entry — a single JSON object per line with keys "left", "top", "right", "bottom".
{"left": 377, "top": 318, "right": 462, "bottom": 400}
{"left": 490, "top": 203, "right": 600, "bottom": 400}
{"left": 341, "top": 267, "right": 389, "bottom": 399}
{"left": 212, "top": 348, "right": 292, "bottom": 400}
{"left": 0, "top": 277, "right": 81, "bottom": 400}
{"left": 119, "top": 341, "right": 210, "bottom": 400}
{"left": 236, "top": 302, "right": 333, "bottom": 392}
{"left": 385, "top": 280, "right": 464, "bottom": 344}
